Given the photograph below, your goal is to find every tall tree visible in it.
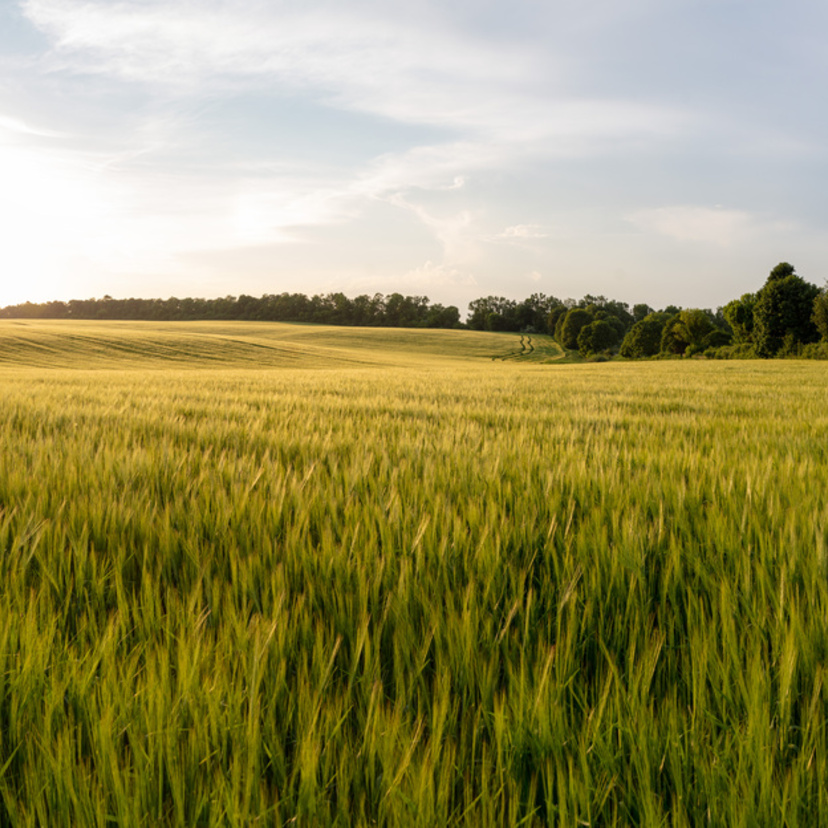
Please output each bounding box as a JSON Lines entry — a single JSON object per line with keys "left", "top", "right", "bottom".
{"left": 753, "top": 263, "right": 820, "bottom": 356}
{"left": 559, "top": 308, "right": 592, "bottom": 349}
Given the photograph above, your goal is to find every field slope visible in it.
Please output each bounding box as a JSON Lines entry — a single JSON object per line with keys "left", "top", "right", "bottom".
{"left": 0, "top": 319, "right": 562, "bottom": 369}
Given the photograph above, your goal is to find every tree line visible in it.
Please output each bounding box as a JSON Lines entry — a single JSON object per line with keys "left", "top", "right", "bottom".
{"left": 465, "top": 262, "right": 828, "bottom": 359}
{"left": 0, "top": 292, "right": 462, "bottom": 329}
{"left": 2, "top": 263, "right": 826, "bottom": 358}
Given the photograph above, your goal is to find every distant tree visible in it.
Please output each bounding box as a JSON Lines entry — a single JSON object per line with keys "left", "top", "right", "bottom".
{"left": 767, "top": 262, "right": 796, "bottom": 282}
{"left": 722, "top": 293, "right": 757, "bottom": 343}
{"left": 559, "top": 308, "right": 593, "bottom": 349}
{"left": 349, "top": 294, "right": 379, "bottom": 326}
{"left": 632, "top": 303, "right": 653, "bottom": 323}
{"left": 753, "top": 263, "right": 820, "bottom": 356}
{"left": 812, "top": 284, "right": 828, "bottom": 341}
{"left": 467, "top": 296, "right": 516, "bottom": 331}
{"left": 596, "top": 299, "right": 633, "bottom": 327}
{"left": 577, "top": 319, "right": 616, "bottom": 356}
{"left": 236, "top": 294, "right": 262, "bottom": 320}
{"left": 704, "top": 329, "right": 732, "bottom": 349}
{"left": 485, "top": 310, "right": 512, "bottom": 332}
{"left": 620, "top": 312, "right": 671, "bottom": 358}
{"left": 381, "top": 293, "right": 429, "bottom": 327}
{"left": 659, "top": 314, "right": 684, "bottom": 355}
{"left": 660, "top": 309, "right": 715, "bottom": 356}
{"left": 546, "top": 304, "right": 568, "bottom": 337}
{"left": 466, "top": 297, "right": 489, "bottom": 330}
{"left": 592, "top": 310, "right": 627, "bottom": 344}
{"left": 426, "top": 304, "right": 461, "bottom": 328}
{"left": 513, "top": 293, "right": 560, "bottom": 332}
{"left": 682, "top": 309, "right": 719, "bottom": 350}
{"left": 324, "top": 292, "right": 353, "bottom": 325}
{"left": 553, "top": 309, "right": 568, "bottom": 342}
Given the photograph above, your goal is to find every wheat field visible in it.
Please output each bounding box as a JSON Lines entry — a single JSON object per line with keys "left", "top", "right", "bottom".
{"left": 0, "top": 321, "right": 826, "bottom": 826}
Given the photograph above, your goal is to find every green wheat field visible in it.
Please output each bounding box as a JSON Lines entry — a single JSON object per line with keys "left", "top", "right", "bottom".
{"left": 1, "top": 320, "right": 827, "bottom": 826}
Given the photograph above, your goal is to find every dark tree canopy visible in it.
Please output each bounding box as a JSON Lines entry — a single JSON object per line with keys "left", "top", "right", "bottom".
{"left": 0, "top": 292, "right": 461, "bottom": 330}
{"left": 577, "top": 319, "right": 617, "bottom": 356}
{"left": 753, "top": 264, "right": 820, "bottom": 356}
{"left": 767, "top": 262, "right": 796, "bottom": 282}
{"left": 619, "top": 313, "right": 669, "bottom": 358}
{"left": 632, "top": 303, "right": 654, "bottom": 323}
{"left": 559, "top": 308, "right": 593, "bottom": 350}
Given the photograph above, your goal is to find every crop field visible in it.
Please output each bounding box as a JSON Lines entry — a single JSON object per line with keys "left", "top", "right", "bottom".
{"left": 0, "top": 319, "right": 560, "bottom": 369}
{"left": 0, "top": 321, "right": 827, "bottom": 826}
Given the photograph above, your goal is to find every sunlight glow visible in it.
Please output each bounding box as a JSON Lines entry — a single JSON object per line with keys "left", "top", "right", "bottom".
{"left": 0, "top": 140, "right": 111, "bottom": 302}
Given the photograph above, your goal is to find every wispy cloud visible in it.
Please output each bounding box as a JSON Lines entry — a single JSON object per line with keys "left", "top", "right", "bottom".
{"left": 12, "top": 0, "right": 692, "bottom": 274}
{"left": 20, "top": 0, "right": 687, "bottom": 149}
{"left": 21, "top": 1, "right": 531, "bottom": 98}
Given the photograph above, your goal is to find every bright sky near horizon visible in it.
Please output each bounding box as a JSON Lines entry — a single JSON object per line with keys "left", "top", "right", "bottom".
{"left": 1, "top": 0, "right": 826, "bottom": 311}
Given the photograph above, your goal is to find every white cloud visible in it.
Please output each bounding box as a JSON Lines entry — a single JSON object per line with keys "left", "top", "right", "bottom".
{"left": 21, "top": 1, "right": 530, "bottom": 97}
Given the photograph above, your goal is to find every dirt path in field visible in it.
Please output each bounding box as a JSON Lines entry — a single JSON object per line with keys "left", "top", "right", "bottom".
{"left": 491, "top": 334, "right": 536, "bottom": 361}
{"left": 489, "top": 333, "right": 568, "bottom": 362}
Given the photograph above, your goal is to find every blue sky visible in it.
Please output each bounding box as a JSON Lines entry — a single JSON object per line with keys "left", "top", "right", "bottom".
{"left": 1, "top": 0, "right": 826, "bottom": 311}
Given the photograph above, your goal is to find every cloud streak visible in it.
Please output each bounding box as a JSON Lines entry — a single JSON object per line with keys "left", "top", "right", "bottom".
{"left": 20, "top": 0, "right": 687, "bottom": 149}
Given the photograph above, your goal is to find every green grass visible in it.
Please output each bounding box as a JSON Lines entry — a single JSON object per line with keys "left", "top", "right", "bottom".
{"left": 0, "top": 322, "right": 826, "bottom": 826}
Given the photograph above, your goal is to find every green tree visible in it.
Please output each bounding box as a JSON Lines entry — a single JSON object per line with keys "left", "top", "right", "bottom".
{"left": 515, "top": 293, "right": 561, "bottom": 332}
{"left": 593, "top": 310, "right": 628, "bottom": 344}
{"left": 426, "top": 304, "right": 461, "bottom": 328}
{"left": 559, "top": 308, "right": 593, "bottom": 349}
{"left": 632, "top": 303, "right": 653, "bottom": 322}
{"left": 660, "top": 309, "right": 715, "bottom": 356}
{"left": 753, "top": 264, "right": 820, "bottom": 356}
{"left": 619, "top": 313, "right": 670, "bottom": 358}
{"left": 545, "top": 304, "right": 568, "bottom": 337}
{"left": 577, "top": 319, "right": 616, "bottom": 356}
{"left": 813, "top": 284, "right": 828, "bottom": 341}
{"left": 466, "top": 296, "right": 519, "bottom": 331}
{"left": 660, "top": 314, "right": 686, "bottom": 355}
{"left": 768, "top": 261, "right": 796, "bottom": 282}
{"left": 722, "top": 293, "right": 757, "bottom": 343}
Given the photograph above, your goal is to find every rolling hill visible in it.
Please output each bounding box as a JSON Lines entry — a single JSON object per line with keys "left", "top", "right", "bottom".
{"left": 0, "top": 320, "right": 563, "bottom": 369}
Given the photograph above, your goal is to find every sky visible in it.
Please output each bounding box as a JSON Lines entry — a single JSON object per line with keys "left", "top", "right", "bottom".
{"left": 1, "top": 0, "right": 827, "bottom": 312}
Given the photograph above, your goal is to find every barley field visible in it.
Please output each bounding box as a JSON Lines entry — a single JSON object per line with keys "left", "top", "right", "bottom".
{"left": 0, "top": 320, "right": 826, "bottom": 826}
